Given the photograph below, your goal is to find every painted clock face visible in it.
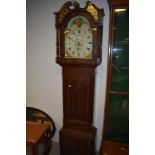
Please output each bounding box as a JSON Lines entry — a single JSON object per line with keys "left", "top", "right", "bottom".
{"left": 65, "top": 16, "right": 93, "bottom": 59}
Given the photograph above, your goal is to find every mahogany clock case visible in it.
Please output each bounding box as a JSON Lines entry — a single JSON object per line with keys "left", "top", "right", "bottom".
{"left": 55, "top": 1, "right": 104, "bottom": 155}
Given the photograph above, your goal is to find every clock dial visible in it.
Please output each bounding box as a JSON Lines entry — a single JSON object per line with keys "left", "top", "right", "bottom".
{"left": 65, "top": 16, "right": 93, "bottom": 59}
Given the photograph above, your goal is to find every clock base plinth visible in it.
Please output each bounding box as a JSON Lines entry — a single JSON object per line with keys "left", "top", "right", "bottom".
{"left": 59, "top": 127, "right": 96, "bottom": 155}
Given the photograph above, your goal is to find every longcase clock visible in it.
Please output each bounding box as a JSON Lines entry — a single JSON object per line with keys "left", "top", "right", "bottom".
{"left": 55, "top": 1, "right": 104, "bottom": 155}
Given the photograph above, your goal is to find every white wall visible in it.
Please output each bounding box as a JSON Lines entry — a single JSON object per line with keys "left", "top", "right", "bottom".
{"left": 26, "top": 0, "right": 109, "bottom": 151}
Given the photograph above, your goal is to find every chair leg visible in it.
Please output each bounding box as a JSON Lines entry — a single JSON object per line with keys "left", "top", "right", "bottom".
{"left": 43, "top": 139, "right": 52, "bottom": 155}
{"left": 31, "top": 144, "right": 38, "bottom": 155}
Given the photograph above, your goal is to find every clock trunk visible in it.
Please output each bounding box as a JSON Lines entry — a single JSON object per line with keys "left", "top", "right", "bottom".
{"left": 60, "top": 67, "right": 97, "bottom": 155}
{"left": 63, "top": 67, "right": 95, "bottom": 131}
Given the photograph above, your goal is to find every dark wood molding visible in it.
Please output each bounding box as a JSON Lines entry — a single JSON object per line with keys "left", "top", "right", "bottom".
{"left": 102, "top": 141, "right": 129, "bottom": 155}
{"left": 108, "top": 0, "right": 129, "bottom": 6}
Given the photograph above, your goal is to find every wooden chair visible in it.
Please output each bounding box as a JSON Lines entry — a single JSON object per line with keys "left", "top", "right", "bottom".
{"left": 26, "top": 107, "right": 56, "bottom": 155}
